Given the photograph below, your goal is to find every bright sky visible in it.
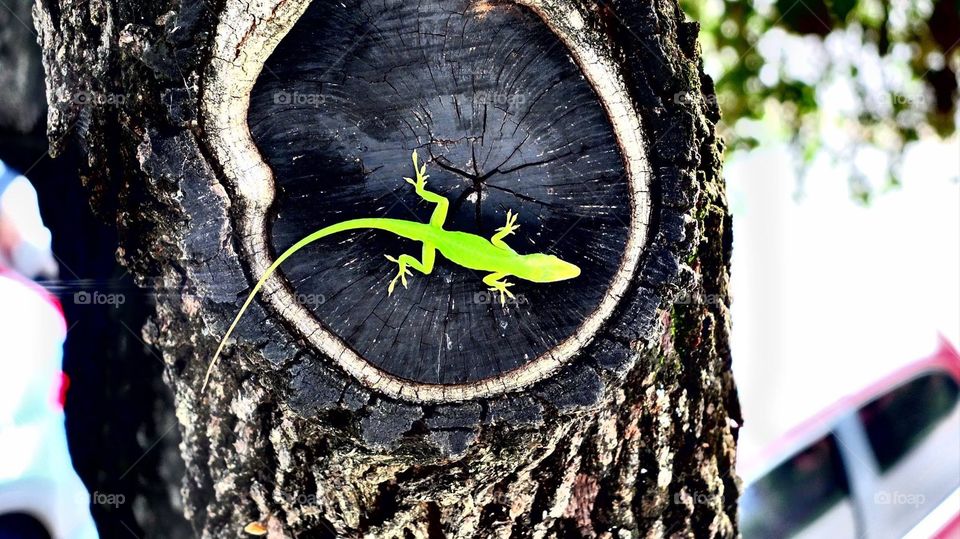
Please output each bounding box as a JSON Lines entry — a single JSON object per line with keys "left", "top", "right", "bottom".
{"left": 727, "top": 135, "right": 960, "bottom": 464}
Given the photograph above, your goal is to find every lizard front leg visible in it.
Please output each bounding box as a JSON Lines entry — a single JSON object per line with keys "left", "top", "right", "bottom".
{"left": 405, "top": 151, "right": 449, "bottom": 228}
{"left": 490, "top": 209, "right": 520, "bottom": 250}
{"left": 482, "top": 272, "right": 516, "bottom": 306}
{"left": 385, "top": 242, "right": 436, "bottom": 295}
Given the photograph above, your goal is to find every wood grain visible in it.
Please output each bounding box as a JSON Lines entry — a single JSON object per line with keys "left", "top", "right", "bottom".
{"left": 248, "top": 0, "right": 630, "bottom": 385}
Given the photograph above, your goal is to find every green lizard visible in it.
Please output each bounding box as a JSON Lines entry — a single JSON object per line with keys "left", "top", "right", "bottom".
{"left": 202, "top": 151, "right": 580, "bottom": 390}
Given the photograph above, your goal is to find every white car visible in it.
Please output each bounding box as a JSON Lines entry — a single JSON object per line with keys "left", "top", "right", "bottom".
{"left": 0, "top": 269, "right": 98, "bottom": 539}
{"left": 739, "top": 339, "right": 960, "bottom": 539}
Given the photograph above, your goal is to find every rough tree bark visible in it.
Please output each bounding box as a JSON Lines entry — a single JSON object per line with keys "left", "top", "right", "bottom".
{"left": 34, "top": 0, "right": 740, "bottom": 537}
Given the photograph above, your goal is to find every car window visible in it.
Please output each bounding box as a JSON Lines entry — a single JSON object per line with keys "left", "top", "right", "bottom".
{"left": 857, "top": 371, "right": 960, "bottom": 472}
{"left": 741, "top": 434, "right": 857, "bottom": 539}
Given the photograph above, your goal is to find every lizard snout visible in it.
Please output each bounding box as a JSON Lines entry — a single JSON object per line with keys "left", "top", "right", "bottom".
{"left": 551, "top": 257, "right": 581, "bottom": 281}
{"left": 526, "top": 253, "right": 581, "bottom": 282}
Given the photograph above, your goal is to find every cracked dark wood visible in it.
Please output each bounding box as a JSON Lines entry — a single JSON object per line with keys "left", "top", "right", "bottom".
{"left": 206, "top": 0, "right": 652, "bottom": 403}
{"left": 33, "top": 0, "right": 742, "bottom": 536}
{"left": 249, "top": 0, "right": 631, "bottom": 385}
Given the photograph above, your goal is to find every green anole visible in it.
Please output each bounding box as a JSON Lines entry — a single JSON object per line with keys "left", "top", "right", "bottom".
{"left": 202, "top": 151, "right": 580, "bottom": 390}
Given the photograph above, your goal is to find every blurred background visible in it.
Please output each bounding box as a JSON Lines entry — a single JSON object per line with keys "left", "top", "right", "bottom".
{"left": 1, "top": 0, "right": 958, "bottom": 537}
{"left": 682, "top": 0, "right": 960, "bottom": 536}
{"left": 1, "top": 1, "right": 186, "bottom": 537}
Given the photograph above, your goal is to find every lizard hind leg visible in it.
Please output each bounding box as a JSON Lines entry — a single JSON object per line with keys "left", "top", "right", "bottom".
{"left": 384, "top": 254, "right": 412, "bottom": 295}
{"left": 483, "top": 272, "right": 516, "bottom": 306}
{"left": 385, "top": 243, "right": 436, "bottom": 295}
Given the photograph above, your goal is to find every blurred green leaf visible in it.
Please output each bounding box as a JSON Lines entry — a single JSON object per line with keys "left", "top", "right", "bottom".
{"left": 827, "top": 0, "right": 859, "bottom": 23}
{"left": 680, "top": 0, "right": 958, "bottom": 200}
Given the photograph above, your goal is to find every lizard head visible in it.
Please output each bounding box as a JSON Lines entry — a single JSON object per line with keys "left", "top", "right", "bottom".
{"left": 520, "top": 253, "right": 582, "bottom": 283}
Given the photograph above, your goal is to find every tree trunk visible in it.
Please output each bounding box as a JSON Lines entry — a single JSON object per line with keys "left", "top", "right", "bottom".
{"left": 34, "top": 0, "right": 740, "bottom": 537}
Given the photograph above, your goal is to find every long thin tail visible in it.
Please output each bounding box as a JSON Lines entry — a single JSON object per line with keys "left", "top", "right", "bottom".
{"left": 201, "top": 218, "right": 398, "bottom": 392}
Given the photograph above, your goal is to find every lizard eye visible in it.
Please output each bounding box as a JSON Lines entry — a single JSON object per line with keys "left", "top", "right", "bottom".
{"left": 209, "top": 0, "right": 652, "bottom": 402}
